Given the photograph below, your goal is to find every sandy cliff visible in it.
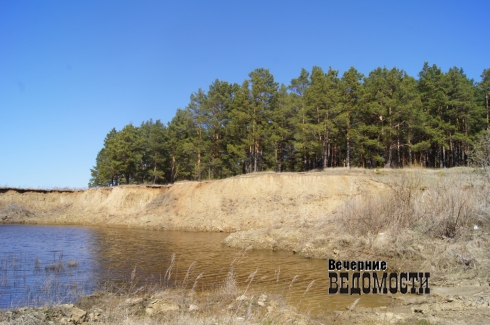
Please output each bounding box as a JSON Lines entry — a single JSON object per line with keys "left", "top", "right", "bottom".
{"left": 0, "top": 171, "right": 386, "bottom": 232}
{"left": 4, "top": 170, "right": 490, "bottom": 324}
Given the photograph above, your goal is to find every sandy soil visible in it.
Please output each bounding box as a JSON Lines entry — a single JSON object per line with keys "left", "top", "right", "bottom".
{"left": 2, "top": 168, "right": 489, "bottom": 324}
{"left": 0, "top": 170, "right": 388, "bottom": 232}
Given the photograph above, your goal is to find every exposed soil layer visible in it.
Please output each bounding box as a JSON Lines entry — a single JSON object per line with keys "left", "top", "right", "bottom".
{"left": 2, "top": 168, "right": 490, "bottom": 324}
{"left": 0, "top": 170, "right": 387, "bottom": 232}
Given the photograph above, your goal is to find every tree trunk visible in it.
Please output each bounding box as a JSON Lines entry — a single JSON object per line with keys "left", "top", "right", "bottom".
{"left": 408, "top": 136, "right": 412, "bottom": 166}
{"left": 386, "top": 144, "right": 393, "bottom": 168}
{"left": 275, "top": 143, "right": 278, "bottom": 172}
{"left": 346, "top": 136, "right": 350, "bottom": 168}
{"left": 197, "top": 149, "right": 201, "bottom": 181}
{"left": 397, "top": 130, "right": 400, "bottom": 167}
{"left": 171, "top": 155, "right": 176, "bottom": 183}
{"left": 153, "top": 163, "right": 157, "bottom": 184}
{"left": 254, "top": 140, "right": 258, "bottom": 172}
{"left": 440, "top": 146, "right": 444, "bottom": 168}
{"left": 346, "top": 112, "right": 351, "bottom": 169}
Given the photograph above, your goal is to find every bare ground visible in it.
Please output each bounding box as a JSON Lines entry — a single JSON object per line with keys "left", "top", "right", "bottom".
{"left": 0, "top": 169, "right": 387, "bottom": 232}
{"left": 1, "top": 168, "right": 490, "bottom": 324}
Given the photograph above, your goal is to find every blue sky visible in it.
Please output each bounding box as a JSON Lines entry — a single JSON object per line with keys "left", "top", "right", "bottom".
{"left": 1, "top": 0, "right": 489, "bottom": 188}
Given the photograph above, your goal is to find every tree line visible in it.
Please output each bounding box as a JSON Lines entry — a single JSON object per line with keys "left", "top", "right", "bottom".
{"left": 89, "top": 63, "right": 490, "bottom": 187}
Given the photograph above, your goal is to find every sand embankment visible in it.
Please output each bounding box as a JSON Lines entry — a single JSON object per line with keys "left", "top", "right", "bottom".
{"left": 3, "top": 169, "right": 490, "bottom": 324}
{"left": 0, "top": 171, "right": 386, "bottom": 231}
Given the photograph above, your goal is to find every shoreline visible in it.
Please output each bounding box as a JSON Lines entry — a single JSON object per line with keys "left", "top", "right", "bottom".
{"left": 1, "top": 278, "right": 490, "bottom": 324}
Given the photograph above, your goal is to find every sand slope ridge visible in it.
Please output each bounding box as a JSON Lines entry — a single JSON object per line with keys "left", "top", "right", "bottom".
{"left": 0, "top": 171, "right": 386, "bottom": 231}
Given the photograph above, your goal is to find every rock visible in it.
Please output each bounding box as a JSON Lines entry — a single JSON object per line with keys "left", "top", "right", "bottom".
{"left": 236, "top": 295, "right": 248, "bottom": 301}
{"left": 70, "top": 307, "right": 87, "bottom": 324}
{"left": 257, "top": 294, "right": 268, "bottom": 307}
{"left": 59, "top": 318, "right": 71, "bottom": 325}
{"left": 123, "top": 297, "right": 143, "bottom": 307}
{"left": 188, "top": 304, "right": 199, "bottom": 312}
{"left": 88, "top": 310, "right": 102, "bottom": 322}
{"left": 57, "top": 304, "right": 86, "bottom": 324}
{"left": 146, "top": 299, "right": 180, "bottom": 315}
{"left": 145, "top": 307, "right": 155, "bottom": 316}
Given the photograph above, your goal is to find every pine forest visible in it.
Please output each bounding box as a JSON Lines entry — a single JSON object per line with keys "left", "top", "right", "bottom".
{"left": 89, "top": 63, "right": 490, "bottom": 187}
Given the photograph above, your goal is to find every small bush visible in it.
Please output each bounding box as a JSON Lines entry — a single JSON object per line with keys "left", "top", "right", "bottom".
{"left": 470, "top": 130, "right": 490, "bottom": 178}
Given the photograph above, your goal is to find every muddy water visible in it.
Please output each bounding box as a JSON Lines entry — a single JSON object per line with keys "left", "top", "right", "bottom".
{"left": 0, "top": 225, "right": 391, "bottom": 312}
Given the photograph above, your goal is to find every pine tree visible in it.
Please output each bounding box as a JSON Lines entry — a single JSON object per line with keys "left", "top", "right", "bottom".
{"left": 166, "top": 109, "right": 195, "bottom": 182}
{"left": 144, "top": 119, "right": 168, "bottom": 184}
{"left": 90, "top": 63, "right": 490, "bottom": 185}
{"left": 88, "top": 128, "right": 118, "bottom": 187}
{"left": 338, "top": 67, "right": 364, "bottom": 168}
{"left": 107, "top": 124, "right": 145, "bottom": 184}
{"left": 479, "top": 69, "right": 490, "bottom": 131}
{"left": 288, "top": 68, "right": 311, "bottom": 170}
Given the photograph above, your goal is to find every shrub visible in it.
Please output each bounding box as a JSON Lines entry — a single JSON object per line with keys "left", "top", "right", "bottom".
{"left": 470, "top": 130, "right": 490, "bottom": 178}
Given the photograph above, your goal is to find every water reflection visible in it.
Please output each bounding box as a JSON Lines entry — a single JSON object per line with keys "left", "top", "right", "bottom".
{"left": 0, "top": 225, "right": 98, "bottom": 308}
{"left": 0, "top": 225, "right": 391, "bottom": 312}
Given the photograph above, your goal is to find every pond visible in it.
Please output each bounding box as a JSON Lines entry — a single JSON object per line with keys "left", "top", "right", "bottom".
{"left": 0, "top": 225, "right": 391, "bottom": 313}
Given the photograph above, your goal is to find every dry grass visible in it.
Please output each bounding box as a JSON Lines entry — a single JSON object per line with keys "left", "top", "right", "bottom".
{"left": 0, "top": 254, "right": 328, "bottom": 324}
{"left": 0, "top": 186, "right": 86, "bottom": 193}
{"left": 332, "top": 171, "right": 490, "bottom": 278}
{"left": 223, "top": 169, "right": 490, "bottom": 283}
{"left": 64, "top": 261, "right": 321, "bottom": 325}
{"left": 339, "top": 172, "right": 488, "bottom": 239}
